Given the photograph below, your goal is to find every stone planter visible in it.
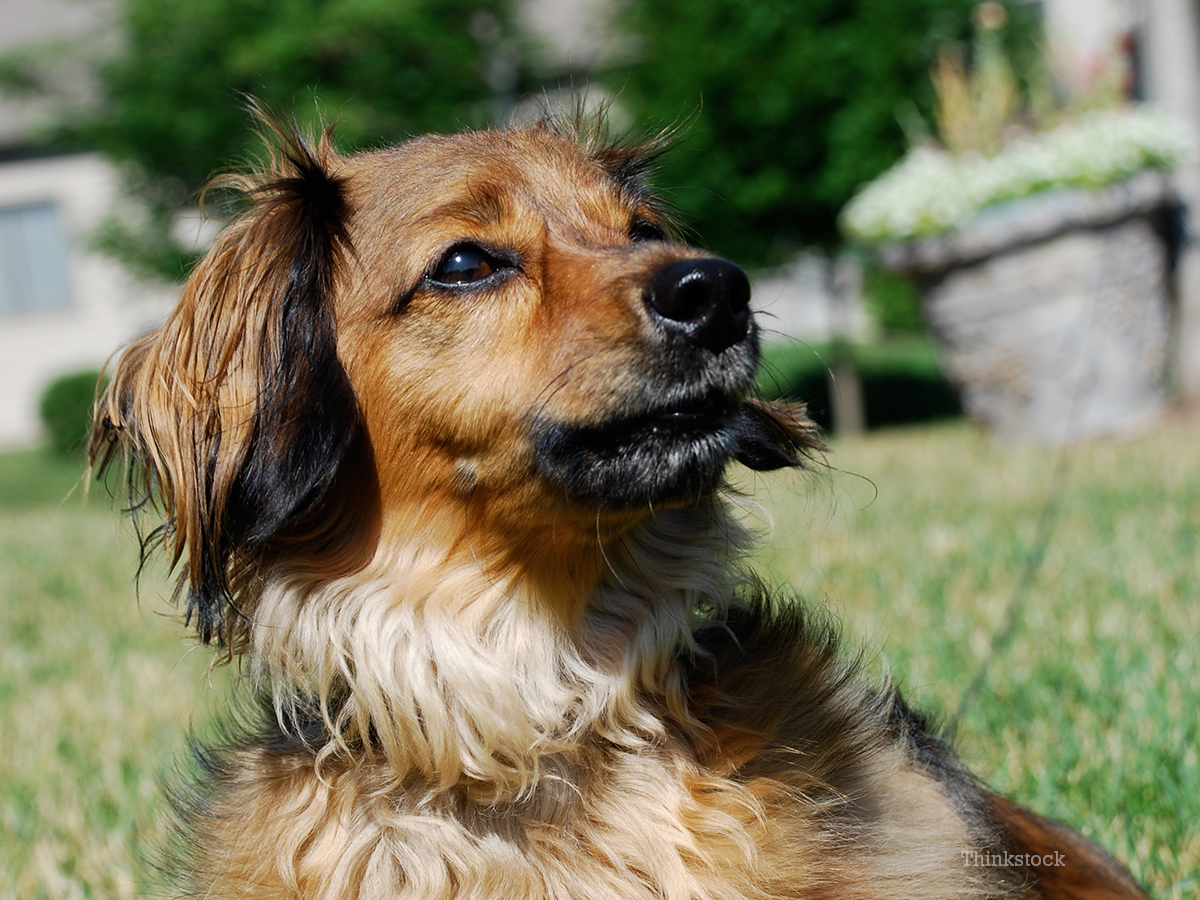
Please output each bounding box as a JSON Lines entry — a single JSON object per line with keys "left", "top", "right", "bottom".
{"left": 877, "top": 173, "right": 1179, "bottom": 443}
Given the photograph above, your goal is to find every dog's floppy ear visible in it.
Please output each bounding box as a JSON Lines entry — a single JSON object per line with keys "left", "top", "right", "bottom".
{"left": 89, "top": 112, "right": 359, "bottom": 647}
{"left": 734, "top": 398, "right": 825, "bottom": 471}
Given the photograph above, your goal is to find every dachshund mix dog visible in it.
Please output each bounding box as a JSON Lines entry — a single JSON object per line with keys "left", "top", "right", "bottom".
{"left": 91, "top": 112, "right": 1146, "bottom": 900}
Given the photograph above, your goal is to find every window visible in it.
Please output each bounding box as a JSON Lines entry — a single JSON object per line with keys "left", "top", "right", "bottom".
{"left": 0, "top": 202, "right": 72, "bottom": 315}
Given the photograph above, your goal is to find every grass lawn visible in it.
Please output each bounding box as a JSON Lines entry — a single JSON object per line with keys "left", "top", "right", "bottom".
{"left": 0, "top": 452, "right": 226, "bottom": 900}
{"left": 2, "top": 417, "right": 1198, "bottom": 898}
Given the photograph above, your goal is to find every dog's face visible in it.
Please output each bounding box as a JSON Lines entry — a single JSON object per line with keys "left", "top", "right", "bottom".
{"left": 91, "top": 116, "right": 816, "bottom": 644}
{"left": 336, "top": 129, "right": 761, "bottom": 529}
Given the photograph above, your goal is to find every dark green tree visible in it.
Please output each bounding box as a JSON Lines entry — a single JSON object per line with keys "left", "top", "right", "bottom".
{"left": 88, "top": 0, "right": 520, "bottom": 188}
{"left": 4, "top": 0, "right": 524, "bottom": 279}
{"left": 603, "top": 0, "right": 1015, "bottom": 266}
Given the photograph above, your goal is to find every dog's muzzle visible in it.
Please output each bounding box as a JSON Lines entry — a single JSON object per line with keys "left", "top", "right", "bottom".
{"left": 531, "top": 256, "right": 761, "bottom": 508}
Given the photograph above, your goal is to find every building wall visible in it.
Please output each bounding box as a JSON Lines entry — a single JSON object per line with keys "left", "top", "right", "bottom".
{"left": 1041, "top": 0, "right": 1139, "bottom": 89}
{"left": 0, "top": 153, "right": 175, "bottom": 448}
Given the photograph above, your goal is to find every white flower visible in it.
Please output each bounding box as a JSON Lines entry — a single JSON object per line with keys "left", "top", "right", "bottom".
{"left": 840, "top": 107, "right": 1197, "bottom": 243}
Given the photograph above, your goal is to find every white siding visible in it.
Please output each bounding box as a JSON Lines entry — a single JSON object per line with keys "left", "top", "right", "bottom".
{"left": 0, "top": 153, "right": 176, "bottom": 448}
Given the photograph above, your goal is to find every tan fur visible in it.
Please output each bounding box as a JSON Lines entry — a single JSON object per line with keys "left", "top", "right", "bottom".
{"left": 91, "top": 111, "right": 1144, "bottom": 900}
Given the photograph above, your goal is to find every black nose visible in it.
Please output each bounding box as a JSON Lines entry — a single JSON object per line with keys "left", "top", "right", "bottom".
{"left": 643, "top": 258, "right": 751, "bottom": 353}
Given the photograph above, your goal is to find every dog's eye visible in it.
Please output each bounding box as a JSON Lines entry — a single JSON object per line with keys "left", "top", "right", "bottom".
{"left": 430, "top": 244, "right": 503, "bottom": 285}
{"left": 630, "top": 219, "right": 667, "bottom": 243}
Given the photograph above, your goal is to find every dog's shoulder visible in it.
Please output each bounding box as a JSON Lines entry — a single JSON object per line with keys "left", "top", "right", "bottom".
{"left": 679, "top": 596, "right": 1018, "bottom": 892}
{"left": 682, "top": 594, "right": 1148, "bottom": 900}
{"left": 684, "top": 590, "right": 937, "bottom": 771}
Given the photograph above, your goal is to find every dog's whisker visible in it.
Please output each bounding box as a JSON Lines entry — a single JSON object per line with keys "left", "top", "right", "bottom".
{"left": 593, "top": 509, "right": 627, "bottom": 590}
{"left": 460, "top": 483, "right": 488, "bottom": 579}
{"left": 527, "top": 352, "right": 598, "bottom": 424}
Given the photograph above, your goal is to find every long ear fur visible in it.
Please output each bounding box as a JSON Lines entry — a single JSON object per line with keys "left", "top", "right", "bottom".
{"left": 734, "top": 398, "right": 825, "bottom": 471}
{"left": 88, "top": 111, "right": 359, "bottom": 648}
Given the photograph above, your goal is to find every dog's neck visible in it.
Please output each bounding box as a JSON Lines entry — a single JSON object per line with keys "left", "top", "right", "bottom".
{"left": 251, "top": 496, "right": 751, "bottom": 800}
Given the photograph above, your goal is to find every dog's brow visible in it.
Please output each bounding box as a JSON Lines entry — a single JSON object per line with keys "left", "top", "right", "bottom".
{"left": 414, "top": 184, "right": 513, "bottom": 229}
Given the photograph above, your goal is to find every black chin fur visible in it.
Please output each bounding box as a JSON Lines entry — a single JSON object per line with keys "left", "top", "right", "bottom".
{"left": 533, "top": 410, "right": 740, "bottom": 507}
{"left": 534, "top": 396, "right": 824, "bottom": 507}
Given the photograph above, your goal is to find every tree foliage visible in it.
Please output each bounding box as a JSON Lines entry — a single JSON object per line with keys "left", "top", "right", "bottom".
{"left": 23, "top": 0, "right": 523, "bottom": 279}
{"left": 85, "top": 0, "right": 518, "bottom": 188}
{"left": 603, "top": 0, "right": 1026, "bottom": 266}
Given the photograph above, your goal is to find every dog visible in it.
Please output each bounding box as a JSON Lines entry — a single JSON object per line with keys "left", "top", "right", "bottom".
{"left": 89, "top": 109, "right": 1148, "bottom": 900}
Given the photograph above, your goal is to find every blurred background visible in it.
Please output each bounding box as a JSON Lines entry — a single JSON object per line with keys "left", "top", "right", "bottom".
{"left": 0, "top": 1, "right": 1197, "bottom": 898}
{"left": 4, "top": 0, "right": 1200, "bottom": 444}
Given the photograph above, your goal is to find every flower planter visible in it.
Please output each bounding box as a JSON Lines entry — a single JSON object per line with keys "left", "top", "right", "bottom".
{"left": 876, "top": 173, "right": 1178, "bottom": 443}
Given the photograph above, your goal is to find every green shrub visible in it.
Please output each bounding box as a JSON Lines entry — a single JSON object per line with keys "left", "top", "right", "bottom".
{"left": 757, "top": 338, "right": 961, "bottom": 430}
{"left": 863, "top": 265, "right": 924, "bottom": 334}
{"left": 38, "top": 370, "right": 105, "bottom": 455}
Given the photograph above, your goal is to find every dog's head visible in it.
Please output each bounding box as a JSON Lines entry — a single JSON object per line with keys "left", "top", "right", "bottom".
{"left": 90, "top": 111, "right": 820, "bottom": 647}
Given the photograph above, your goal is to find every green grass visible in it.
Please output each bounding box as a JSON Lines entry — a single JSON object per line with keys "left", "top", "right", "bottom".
{"left": 0, "top": 450, "right": 96, "bottom": 510}
{"left": 3, "top": 420, "right": 1198, "bottom": 898}
{"left": 0, "top": 454, "right": 224, "bottom": 900}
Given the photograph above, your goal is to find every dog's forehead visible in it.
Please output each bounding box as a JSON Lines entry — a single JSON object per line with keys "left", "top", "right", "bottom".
{"left": 343, "top": 128, "right": 643, "bottom": 229}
